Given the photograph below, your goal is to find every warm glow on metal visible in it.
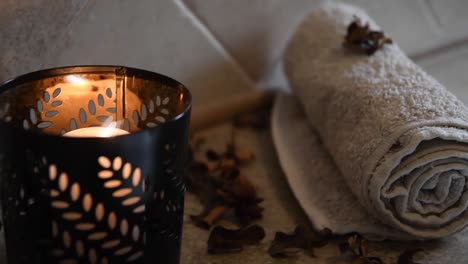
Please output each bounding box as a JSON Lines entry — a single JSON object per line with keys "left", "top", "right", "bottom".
{"left": 65, "top": 75, "right": 88, "bottom": 85}
{"left": 63, "top": 118, "right": 129, "bottom": 138}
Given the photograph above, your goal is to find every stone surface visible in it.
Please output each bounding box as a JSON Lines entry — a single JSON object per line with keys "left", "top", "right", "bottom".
{"left": 0, "top": 0, "right": 254, "bottom": 106}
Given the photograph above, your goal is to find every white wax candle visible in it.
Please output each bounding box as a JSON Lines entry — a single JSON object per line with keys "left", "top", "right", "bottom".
{"left": 63, "top": 127, "right": 130, "bottom": 138}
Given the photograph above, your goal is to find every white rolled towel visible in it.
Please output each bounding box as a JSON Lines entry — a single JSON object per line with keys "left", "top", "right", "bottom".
{"left": 282, "top": 2, "right": 468, "bottom": 239}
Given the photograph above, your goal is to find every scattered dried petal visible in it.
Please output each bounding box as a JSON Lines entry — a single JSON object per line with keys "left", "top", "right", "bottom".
{"left": 220, "top": 158, "right": 237, "bottom": 170}
{"left": 397, "top": 249, "right": 424, "bottom": 264}
{"left": 188, "top": 132, "right": 263, "bottom": 229}
{"left": 191, "top": 205, "right": 229, "bottom": 230}
{"left": 208, "top": 225, "right": 266, "bottom": 254}
{"left": 234, "top": 148, "right": 255, "bottom": 163}
{"left": 338, "top": 234, "right": 384, "bottom": 264}
{"left": 343, "top": 16, "right": 393, "bottom": 55}
{"left": 190, "top": 214, "right": 212, "bottom": 230}
{"left": 268, "top": 225, "right": 333, "bottom": 258}
{"left": 206, "top": 149, "right": 221, "bottom": 161}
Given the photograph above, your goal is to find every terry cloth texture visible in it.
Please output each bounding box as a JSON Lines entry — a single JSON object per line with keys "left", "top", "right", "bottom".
{"left": 278, "top": 2, "right": 468, "bottom": 239}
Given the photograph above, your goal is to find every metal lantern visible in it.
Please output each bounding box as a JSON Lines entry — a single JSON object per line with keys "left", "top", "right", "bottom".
{"left": 0, "top": 66, "right": 191, "bottom": 264}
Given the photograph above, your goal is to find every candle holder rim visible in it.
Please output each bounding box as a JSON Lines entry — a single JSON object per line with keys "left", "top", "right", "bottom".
{"left": 0, "top": 65, "right": 192, "bottom": 138}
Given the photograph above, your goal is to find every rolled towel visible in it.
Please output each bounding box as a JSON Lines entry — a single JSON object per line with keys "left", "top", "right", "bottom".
{"left": 283, "top": 2, "right": 468, "bottom": 239}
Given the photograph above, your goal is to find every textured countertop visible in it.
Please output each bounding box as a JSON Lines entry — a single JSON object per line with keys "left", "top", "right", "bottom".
{"left": 0, "top": 124, "right": 401, "bottom": 264}
{"left": 2, "top": 123, "right": 468, "bottom": 263}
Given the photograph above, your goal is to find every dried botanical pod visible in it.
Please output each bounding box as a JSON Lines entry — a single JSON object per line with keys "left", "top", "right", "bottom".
{"left": 217, "top": 174, "right": 264, "bottom": 225}
{"left": 190, "top": 214, "right": 212, "bottom": 230}
{"left": 206, "top": 161, "right": 221, "bottom": 172}
{"left": 220, "top": 158, "right": 237, "bottom": 170}
{"left": 188, "top": 133, "right": 263, "bottom": 230}
{"left": 207, "top": 225, "right": 266, "bottom": 254}
{"left": 206, "top": 149, "right": 221, "bottom": 161}
{"left": 203, "top": 206, "right": 229, "bottom": 227}
{"left": 268, "top": 225, "right": 333, "bottom": 258}
{"left": 343, "top": 16, "right": 392, "bottom": 55}
{"left": 338, "top": 234, "right": 384, "bottom": 264}
{"left": 397, "top": 249, "right": 424, "bottom": 264}
{"left": 234, "top": 148, "right": 255, "bottom": 163}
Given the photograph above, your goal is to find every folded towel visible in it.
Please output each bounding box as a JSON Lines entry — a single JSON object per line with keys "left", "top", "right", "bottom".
{"left": 279, "top": 2, "right": 468, "bottom": 239}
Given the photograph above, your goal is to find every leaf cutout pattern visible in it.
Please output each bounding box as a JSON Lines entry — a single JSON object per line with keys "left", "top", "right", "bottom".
{"left": 70, "top": 183, "right": 80, "bottom": 201}
{"left": 52, "top": 201, "right": 70, "bottom": 209}
{"left": 53, "top": 88, "right": 62, "bottom": 98}
{"left": 108, "top": 212, "right": 117, "bottom": 230}
{"left": 122, "top": 163, "right": 132, "bottom": 179}
{"left": 120, "top": 219, "right": 128, "bottom": 236}
{"left": 59, "top": 173, "right": 68, "bottom": 191}
{"left": 95, "top": 203, "right": 104, "bottom": 221}
{"left": 63, "top": 212, "right": 82, "bottom": 221}
{"left": 98, "top": 170, "right": 113, "bottom": 179}
{"left": 113, "top": 157, "right": 122, "bottom": 171}
{"left": 113, "top": 188, "right": 132, "bottom": 198}
{"left": 98, "top": 156, "right": 111, "bottom": 169}
{"left": 102, "top": 240, "right": 120, "bottom": 249}
{"left": 76, "top": 240, "right": 85, "bottom": 257}
{"left": 49, "top": 165, "right": 58, "bottom": 180}
{"left": 127, "top": 251, "right": 143, "bottom": 262}
{"left": 83, "top": 194, "right": 93, "bottom": 212}
{"left": 88, "top": 232, "right": 107, "bottom": 240}
{"left": 24, "top": 83, "right": 124, "bottom": 134}
{"left": 105, "top": 180, "right": 121, "bottom": 188}
{"left": 50, "top": 189, "right": 60, "bottom": 197}
{"left": 47, "top": 155, "right": 151, "bottom": 262}
{"left": 115, "top": 246, "right": 132, "bottom": 256}
{"left": 75, "top": 223, "right": 96, "bottom": 231}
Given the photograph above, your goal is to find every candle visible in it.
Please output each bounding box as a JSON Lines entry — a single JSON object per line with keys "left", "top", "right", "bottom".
{"left": 63, "top": 127, "right": 129, "bottom": 138}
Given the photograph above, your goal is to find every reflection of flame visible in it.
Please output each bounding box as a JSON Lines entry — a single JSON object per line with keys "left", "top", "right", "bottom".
{"left": 63, "top": 75, "right": 91, "bottom": 95}
{"left": 98, "top": 117, "right": 124, "bottom": 137}
{"left": 65, "top": 75, "right": 88, "bottom": 85}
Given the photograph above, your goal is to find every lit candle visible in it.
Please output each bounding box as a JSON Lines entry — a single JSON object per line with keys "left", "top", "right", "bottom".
{"left": 63, "top": 127, "right": 129, "bottom": 138}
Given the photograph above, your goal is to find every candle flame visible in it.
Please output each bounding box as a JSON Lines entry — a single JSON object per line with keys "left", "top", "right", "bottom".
{"left": 98, "top": 117, "right": 124, "bottom": 137}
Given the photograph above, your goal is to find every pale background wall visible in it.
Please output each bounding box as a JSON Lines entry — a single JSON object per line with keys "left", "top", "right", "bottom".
{"left": 1, "top": 0, "right": 468, "bottom": 106}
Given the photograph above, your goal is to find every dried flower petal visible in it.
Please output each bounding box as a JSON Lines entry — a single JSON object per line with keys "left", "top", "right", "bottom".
{"left": 397, "top": 249, "right": 424, "bottom": 264}
{"left": 338, "top": 233, "right": 384, "bottom": 264}
{"left": 190, "top": 205, "right": 229, "bottom": 230}
{"left": 208, "top": 225, "right": 265, "bottom": 254}
{"left": 268, "top": 225, "right": 333, "bottom": 258}
{"left": 188, "top": 133, "right": 263, "bottom": 230}
{"left": 343, "top": 17, "right": 393, "bottom": 55}
{"left": 234, "top": 148, "right": 255, "bottom": 163}
{"left": 206, "top": 149, "right": 221, "bottom": 161}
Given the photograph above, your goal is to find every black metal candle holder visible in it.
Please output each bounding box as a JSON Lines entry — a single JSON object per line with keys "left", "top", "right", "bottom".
{"left": 0, "top": 66, "right": 191, "bottom": 264}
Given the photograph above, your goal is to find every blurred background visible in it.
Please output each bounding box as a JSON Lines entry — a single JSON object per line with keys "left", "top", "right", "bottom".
{"left": 1, "top": 0, "right": 468, "bottom": 107}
